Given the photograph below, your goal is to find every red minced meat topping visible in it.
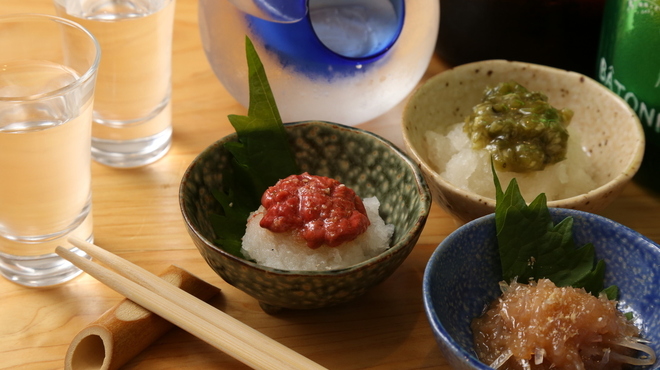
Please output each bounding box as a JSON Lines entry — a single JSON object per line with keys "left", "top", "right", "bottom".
{"left": 259, "top": 172, "right": 370, "bottom": 249}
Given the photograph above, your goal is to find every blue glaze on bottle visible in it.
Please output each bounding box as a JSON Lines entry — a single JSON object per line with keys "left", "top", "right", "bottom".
{"left": 251, "top": 0, "right": 308, "bottom": 22}
{"left": 246, "top": 0, "right": 405, "bottom": 79}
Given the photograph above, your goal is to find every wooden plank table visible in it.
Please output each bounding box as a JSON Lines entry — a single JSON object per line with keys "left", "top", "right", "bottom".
{"left": 2, "top": 1, "right": 659, "bottom": 369}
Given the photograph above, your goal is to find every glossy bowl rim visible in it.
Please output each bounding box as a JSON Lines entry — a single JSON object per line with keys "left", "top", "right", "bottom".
{"left": 402, "top": 59, "right": 646, "bottom": 210}
{"left": 179, "top": 120, "right": 433, "bottom": 277}
{"left": 421, "top": 207, "right": 660, "bottom": 369}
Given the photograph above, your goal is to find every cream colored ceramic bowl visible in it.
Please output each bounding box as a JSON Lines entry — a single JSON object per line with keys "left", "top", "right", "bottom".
{"left": 403, "top": 60, "right": 645, "bottom": 224}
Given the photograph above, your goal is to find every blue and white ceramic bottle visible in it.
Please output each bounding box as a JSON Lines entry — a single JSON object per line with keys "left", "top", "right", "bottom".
{"left": 199, "top": 0, "right": 439, "bottom": 126}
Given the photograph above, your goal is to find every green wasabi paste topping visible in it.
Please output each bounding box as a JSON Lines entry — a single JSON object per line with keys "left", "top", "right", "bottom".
{"left": 464, "top": 81, "right": 573, "bottom": 173}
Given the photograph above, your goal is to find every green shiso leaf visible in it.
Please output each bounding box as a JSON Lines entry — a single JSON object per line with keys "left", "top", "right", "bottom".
{"left": 210, "top": 36, "right": 299, "bottom": 257}
{"left": 493, "top": 162, "right": 614, "bottom": 296}
{"left": 210, "top": 186, "right": 249, "bottom": 257}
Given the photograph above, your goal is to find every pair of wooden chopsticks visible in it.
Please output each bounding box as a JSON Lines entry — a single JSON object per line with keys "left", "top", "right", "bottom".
{"left": 57, "top": 237, "right": 327, "bottom": 370}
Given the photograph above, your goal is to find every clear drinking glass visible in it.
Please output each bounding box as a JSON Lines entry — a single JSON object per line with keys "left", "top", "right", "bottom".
{"left": 0, "top": 14, "right": 99, "bottom": 287}
{"left": 54, "top": 0, "right": 176, "bottom": 168}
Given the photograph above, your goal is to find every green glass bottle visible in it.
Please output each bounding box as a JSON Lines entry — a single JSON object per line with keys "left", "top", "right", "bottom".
{"left": 597, "top": 0, "right": 660, "bottom": 149}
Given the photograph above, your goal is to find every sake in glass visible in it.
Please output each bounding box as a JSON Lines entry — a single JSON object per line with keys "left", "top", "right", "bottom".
{"left": 0, "top": 14, "right": 99, "bottom": 287}
{"left": 55, "top": 0, "right": 176, "bottom": 168}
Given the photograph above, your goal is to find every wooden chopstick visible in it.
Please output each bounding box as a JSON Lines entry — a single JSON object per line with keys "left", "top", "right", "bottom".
{"left": 57, "top": 238, "right": 327, "bottom": 370}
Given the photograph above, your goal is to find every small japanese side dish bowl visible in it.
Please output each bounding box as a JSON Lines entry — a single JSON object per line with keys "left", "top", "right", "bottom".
{"left": 180, "top": 120, "right": 432, "bottom": 313}
{"left": 403, "top": 59, "right": 645, "bottom": 224}
{"left": 423, "top": 208, "right": 660, "bottom": 370}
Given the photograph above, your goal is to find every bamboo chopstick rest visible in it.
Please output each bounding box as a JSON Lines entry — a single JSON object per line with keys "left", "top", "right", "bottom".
{"left": 64, "top": 265, "right": 219, "bottom": 370}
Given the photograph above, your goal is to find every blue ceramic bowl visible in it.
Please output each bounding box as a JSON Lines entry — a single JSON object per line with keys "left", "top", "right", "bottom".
{"left": 423, "top": 208, "right": 660, "bottom": 370}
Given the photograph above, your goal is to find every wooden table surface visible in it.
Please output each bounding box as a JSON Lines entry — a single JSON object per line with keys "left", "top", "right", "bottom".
{"left": 2, "top": 1, "right": 660, "bottom": 369}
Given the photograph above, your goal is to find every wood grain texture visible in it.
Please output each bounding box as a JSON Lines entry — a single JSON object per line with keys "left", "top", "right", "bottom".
{"left": 64, "top": 265, "right": 219, "bottom": 370}
{"left": 1, "top": 0, "right": 660, "bottom": 369}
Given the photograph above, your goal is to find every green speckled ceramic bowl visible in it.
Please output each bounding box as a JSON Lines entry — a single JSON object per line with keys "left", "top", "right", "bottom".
{"left": 180, "top": 121, "right": 432, "bottom": 313}
{"left": 403, "top": 60, "right": 645, "bottom": 224}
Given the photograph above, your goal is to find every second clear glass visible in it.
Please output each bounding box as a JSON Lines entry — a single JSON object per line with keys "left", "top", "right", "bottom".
{"left": 55, "top": 0, "right": 176, "bottom": 168}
